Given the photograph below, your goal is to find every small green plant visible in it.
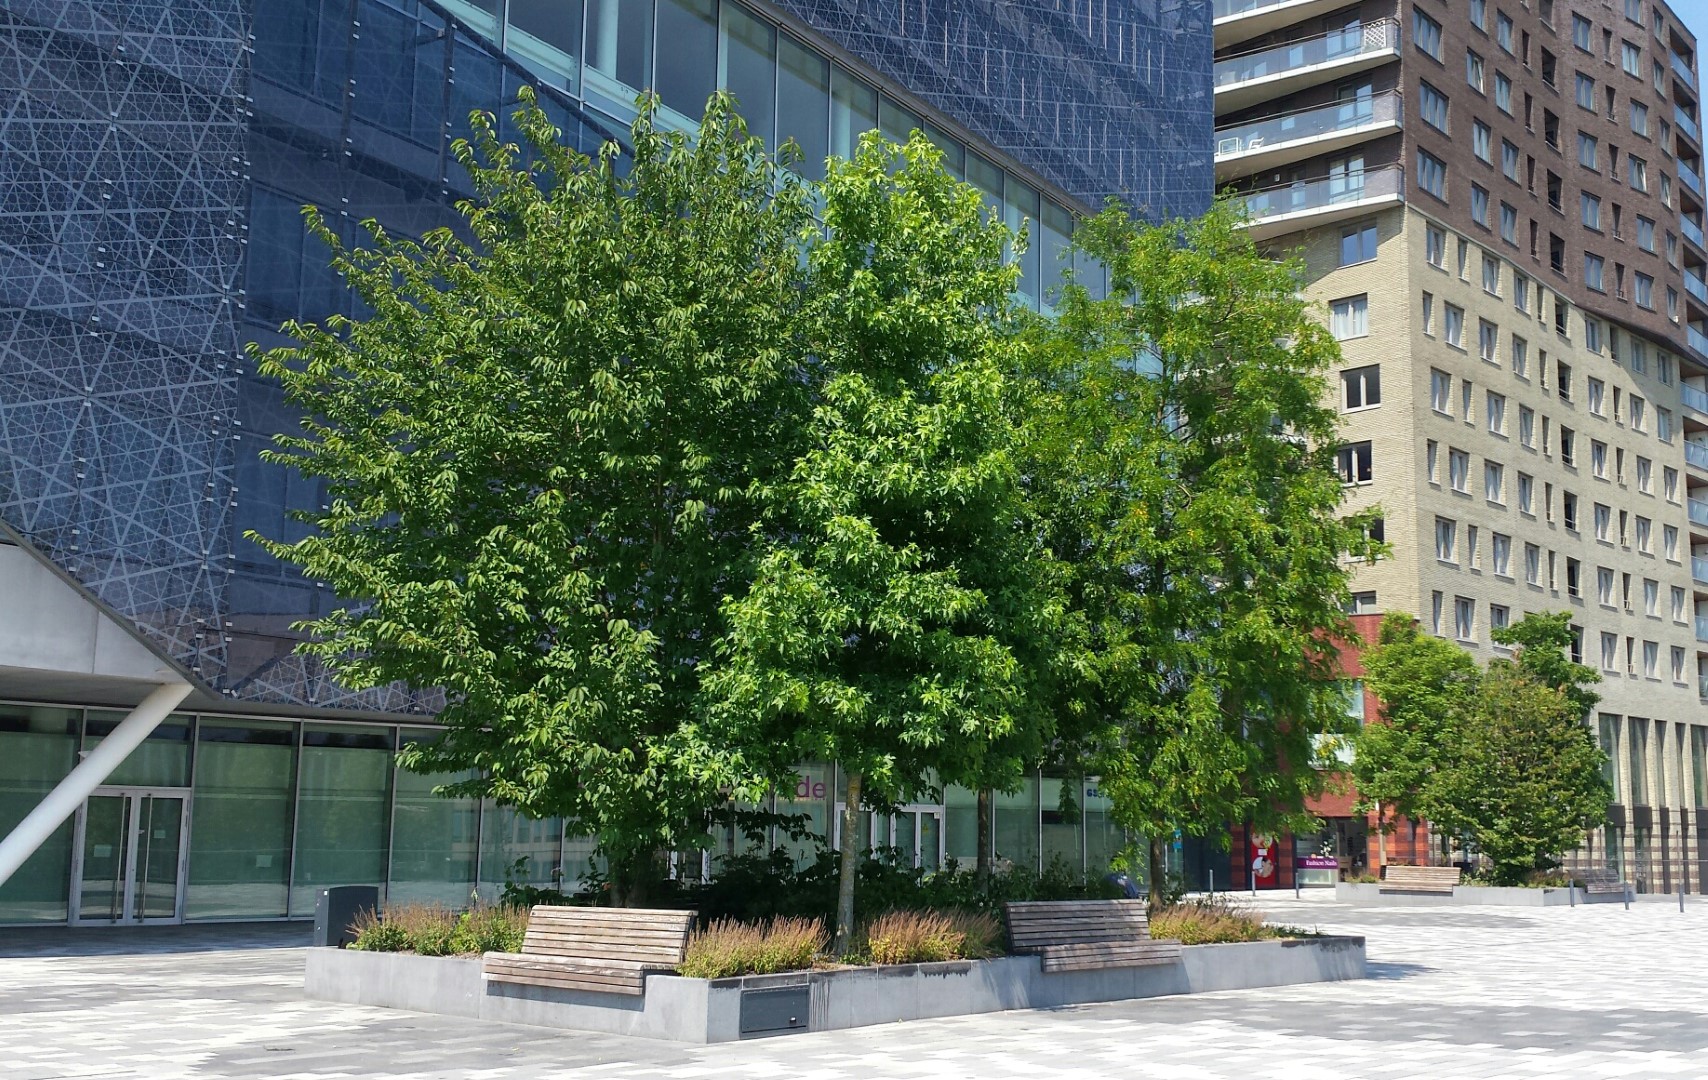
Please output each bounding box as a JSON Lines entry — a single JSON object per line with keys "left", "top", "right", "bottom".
{"left": 1344, "top": 871, "right": 1381, "bottom": 884}
{"left": 1149, "top": 895, "right": 1289, "bottom": 946}
{"left": 678, "top": 917, "right": 824, "bottom": 979}
{"left": 346, "top": 902, "right": 530, "bottom": 955}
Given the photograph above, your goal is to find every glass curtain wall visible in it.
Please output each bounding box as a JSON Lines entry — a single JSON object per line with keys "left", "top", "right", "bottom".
{"left": 0, "top": 706, "right": 80, "bottom": 922}
{"left": 388, "top": 731, "right": 480, "bottom": 907}
{"left": 186, "top": 720, "right": 296, "bottom": 919}
{"left": 84, "top": 711, "right": 191, "bottom": 787}
{"left": 477, "top": 803, "right": 564, "bottom": 901}
{"left": 290, "top": 725, "right": 394, "bottom": 915}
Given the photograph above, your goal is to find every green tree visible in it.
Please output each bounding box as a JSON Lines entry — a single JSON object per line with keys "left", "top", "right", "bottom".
{"left": 1491, "top": 610, "right": 1601, "bottom": 720}
{"left": 1023, "top": 200, "right": 1381, "bottom": 909}
{"left": 248, "top": 91, "right": 815, "bottom": 903}
{"left": 1349, "top": 612, "right": 1480, "bottom": 865}
{"left": 1429, "top": 665, "right": 1612, "bottom": 884}
{"left": 701, "top": 132, "right": 1068, "bottom": 953}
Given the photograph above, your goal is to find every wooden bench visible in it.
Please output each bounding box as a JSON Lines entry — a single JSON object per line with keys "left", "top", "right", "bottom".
{"left": 1004, "top": 899, "right": 1183, "bottom": 973}
{"left": 482, "top": 905, "right": 695, "bottom": 996}
{"left": 1378, "top": 865, "right": 1461, "bottom": 894}
{"left": 1579, "top": 867, "right": 1630, "bottom": 896}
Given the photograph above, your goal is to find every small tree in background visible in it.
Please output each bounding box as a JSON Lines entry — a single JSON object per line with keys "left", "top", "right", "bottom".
{"left": 1349, "top": 612, "right": 1480, "bottom": 867}
{"left": 1023, "top": 200, "right": 1383, "bottom": 910}
{"left": 250, "top": 91, "right": 814, "bottom": 904}
{"left": 1491, "top": 610, "right": 1601, "bottom": 719}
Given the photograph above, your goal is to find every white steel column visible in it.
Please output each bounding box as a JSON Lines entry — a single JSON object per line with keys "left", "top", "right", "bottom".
{"left": 0, "top": 680, "right": 193, "bottom": 888}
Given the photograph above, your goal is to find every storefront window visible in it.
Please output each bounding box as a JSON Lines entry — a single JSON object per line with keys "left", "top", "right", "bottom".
{"left": 719, "top": 4, "right": 776, "bottom": 145}
{"left": 655, "top": 0, "right": 718, "bottom": 122}
{"left": 1082, "top": 780, "right": 1125, "bottom": 876}
{"left": 776, "top": 36, "right": 830, "bottom": 180}
{"left": 186, "top": 720, "right": 296, "bottom": 919}
{"left": 477, "top": 804, "right": 563, "bottom": 901}
{"left": 993, "top": 774, "right": 1039, "bottom": 873}
{"left": 1040, "top": 775, "right": 1082, "bottom": 872}
{"left": 84, "top": 711, "right": 190, "bottom": 787}
{"left": 943, "top": 784, "right": 979, "bottom": 869}
{"left": 290, "top": 725, "right": 393, "bottom": 915}
{"left": 0, "top": 706, "right": 80, "bottom": 922}
{"left": 775, "top": 765, "right": 832, "bottom": 867}
{"left": 828, "top": 66, "right": 877, "bottom": 161}
{"left": 584, "top": 0, "right": 652, "bottom": 99}
{"left": 389, "top": 731, "right": 479, "bottom": 907}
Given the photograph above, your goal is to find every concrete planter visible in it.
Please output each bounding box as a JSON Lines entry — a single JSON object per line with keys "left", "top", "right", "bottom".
{"left": 1334, "top": 881, "right": 1582, "bottom": 907}
{"left": 304, "top": 935, "right": 1366, "bottom": 1044}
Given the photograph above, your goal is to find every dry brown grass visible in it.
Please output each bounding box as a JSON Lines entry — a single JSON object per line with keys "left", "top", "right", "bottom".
{"left": 861, "top": 909, "right": 1003, "bottom": 965}
{"left": 679, "top": 916, "right": 825, "bottom": 979}
{"left": 1148, "top": 895, "right": 1289, "bottom": 945}
{"left": 348, "top": 902, "right": 529, "bottom": 955}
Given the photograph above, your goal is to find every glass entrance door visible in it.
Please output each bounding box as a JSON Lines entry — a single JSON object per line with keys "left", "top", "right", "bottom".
{"left": 73, "top": 789, "right": 188, "bottom": 924}
{"left": 833, "top": 804, "right": 945, "bottom": 871}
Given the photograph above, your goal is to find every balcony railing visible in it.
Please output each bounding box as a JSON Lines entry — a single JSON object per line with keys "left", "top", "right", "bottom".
{"left": 1696, "top": 615, "right": 1708, "bottom": 642}
{"left": 1215, "top": 90, "right": 1401, "bottom": 160}
{"left": 1686, "top": 382, "right": 1708, "bottom": 415}
{"left": 1673, "top": 51, "right": 1696, "bottom": 88}
{"left": 1687, "top": 440, "right": 1708, "bottom": 471}
{"left": 1686, "top": 215, "right": 1707, "bottom": 250}
{"left": 1215, "top": 20, "right": 1399, "bottom": 89}
{"left": 1692, "top": 325, "right": 1708, "bottom": 360}
{"left": 1687, "top": 269, "right": 1708, "bottom": 304}
{"left": 1214, "top": 0, "right": 1304, "bottom": 17}
{"left": 1699, "top": 675, "right": 1708, "bottom": 701}
{"left": 1694, "top": 556, "right": 1708, "bottom": 585}
{"left": 1683, "top": 162, "right": 1704, "bottom": 197}
{"left": 1238, "top": 163, "right": 1404, "bottom": 223}
{"left": 1679, "top": 105, "right": 1702, "bottom": 144}
{"left": 1690, "top": 496, "right": 1708, "bottom": 527}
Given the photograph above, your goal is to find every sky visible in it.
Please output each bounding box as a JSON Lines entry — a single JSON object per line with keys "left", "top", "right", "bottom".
{"left": 1682, "top": 3, "right": 1708, "bottom": 59}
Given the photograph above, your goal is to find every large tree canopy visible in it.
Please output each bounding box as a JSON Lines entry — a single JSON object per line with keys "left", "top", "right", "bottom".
{"left": 1022, "top": 201, "right": 1383, "bottom": 907}
{"left": 250, "top": 91, "right": 814, "bottom": 900}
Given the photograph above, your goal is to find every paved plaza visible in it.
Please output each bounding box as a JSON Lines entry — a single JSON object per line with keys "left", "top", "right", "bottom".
{"left": 2, "top": 895, "right": 1705, "bottom": 1079}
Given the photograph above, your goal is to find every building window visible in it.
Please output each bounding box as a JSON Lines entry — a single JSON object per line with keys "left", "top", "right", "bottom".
{"left": 1584, "top": 252, "right": 1605, "bottom": 291}
{"left": 1514, "top": 274, "right": 1529, "bottom": 313}
{"left": 1445, "top": 303, "right": 1464, "bottom": 347}
{"left": 1637, "top": 215, "right": 1656, "bottom": 251}
{"left": 1636, "top": 455, "right": 1651, "bottom": 492}
{"left": 1467, "top": 49, "right": 1485, "bottom": 92}
{"left": 1492, "top": 533, "right": 1511, "bottom": 575}
{"left": 1473, "top": 120, "right": 1493, "bottom": 163}
{"left": 1598, "top": 566, "right": 1616, "bottom": 605}
{"left": 1431, "top": 369, "right": 1452, "bottom": 413}
{"left": 1419, "top": 149, "right": 1447, "bottom": 199}
{"left": 1455, "top": 597, "right": 1476, "bottom": 641}
{"left": 1419, "top": 81, "right": 1449, "bottom": 131}
{"left": 1631, "top": 395, "right": 1646, "bottom": 431}
{"left": 1588, "top": 377, "right": 1605, "bottom": 415}
{"left": 1341, "top": 365, "right": 1380, "bottom": 410}
{"left": 1594, "top": 502, "right": 1612, "bottom": 540}
{"left": 1422, "top": 291, "right": 1436, "bottom": 334}
{"left": 1579, "top": 131, "right": 1599, "bottom": 168}
{"left": 1643, "top": 641, "right": 1659, "bottom": 679}
{"left": 1487, "top": 390, "right": 1505, "bottom": 434}
{"left": 1560, "top": 424, "right": 1575, "bottom": 464}
{"left": 1592, "top": 439, "right": 1608, "bottom": 478}
{"left": 1671, "top": 646, "right": 1685, "bottom": 683}
{"left": 1340, "top": 222, "right": 1378, "bottom": 266}
{"left": 1519, "top": 405, "right": 1534, "bottom": 446}
{"left": 1634, "top": 273, "right": 1654, "bottom": 309}
{"left": 1511, "top": 335, "right": 1528, "bottom": 378}
{"left": 1657, "top": 408, "right": 1673, "bottom": 443}
{"left": 1347, "top": 591, "right": 1378, "bottom": 614}
{"left": 1432, "top": 591, "right": 1445, "bottom": 635}
{"left": 1499, "top": 202, "right": 1517, "bottom": 244}
{"left": 1630, "top": 99, "right": 1649, "bottom": 136}
{"left": 1672, "top": 586, "right": 1686, "bottom": 621}
{"left": 1524, "top": 542, "right": 1541, "bottom": 584}
{"left": 1426, "top": 225, "right": 1446, "bottom": 267}
{"left": 1471, "top": 184, "right": 1490, "bottom": 226}
{"left": 1629, "top": 155, "right": 1648, "bottom": 191}
{"left": 1600, "top": 633, "right": 1619, "bottom": 671}
{"left": 1644, "top": 578, "right": 1659, "bottom": 617}
{"left": 1573, "top": 14, "right": 1593, "bottom": 51}
{"left": 1415, "top": 9, "right": 1444, "bottom": 60}
{"left": 1501, "top": 139, "right": 1520, "bottom": 181}
{"left": 1581, "top": 192, "right": 1602, "bottom": 231}
{"left": 1518, "top": 472, "right": 1534, "bottom": 513}
{"left": 1577, "top": 72, "right": 1596, "bottom": 110}
{"left": 1436, "top": 517, "right": 1458, "bottom": 562}
{"left": 1664, "top": 465, "right": 1679, "bottom": 500}
{"left": 1336, "top": 441, "right": 1373, "bottom": 484}
{"left": 1663, "top": 524, "right": 1678, "bottom": 560}
{"left": 1427, "top": 439, "right": 1440, "bottom": 482}
{"left": 1479, "top": 318, "right": 1498, "bottom": 361}
{"left": 1330, "top": 295, "right": 1369, "bottom": 339}
{"left": 1449, "top": 448, "right": 1470, "bottom": 492}
{"left": 1495, "top": 71, "right": 1512, "bottom": 113}
{"left": 1485, "top": 459, "right": 1505, "bottom": 501}
{"left": 1563, "top": 490, "right": 1579, "bottom": 530}
{"left": 1623, "top": 40, "right": 1643, "bottom": 77}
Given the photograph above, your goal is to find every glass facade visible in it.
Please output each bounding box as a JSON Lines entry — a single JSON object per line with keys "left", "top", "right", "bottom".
{"left": 0, "top": 0, "right": 1187, "bottom": 721}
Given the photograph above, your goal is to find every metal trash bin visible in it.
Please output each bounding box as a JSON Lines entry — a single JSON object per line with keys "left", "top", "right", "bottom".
{"left": 314, "top": 885, "right": 379, "bottom": 948}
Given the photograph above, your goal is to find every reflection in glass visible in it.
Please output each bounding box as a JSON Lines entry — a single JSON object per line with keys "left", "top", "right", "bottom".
{"left": 1005, "top": 175, "right": 1041, "bottom": 305}
{"left": 993, "top": 774, "right": 1040, "bottom": 872}
{"left": 829, "top": 65, "right": 877, "bottom": 161}
{"left": 777, "top": 36, "right": 830, "bottom": 179}
{"left": 508, "top": 0, "right": 586, "bottom": 69}
{"left": 187, "top": 721, "right": 296, "bottom": 919}
{"left": 943, "top": 784, "right": 979, "bottom": 868}
{"left": 586, "top": 0, "right": 653, "bottom": 91}
{"left": 477, "top": 804, "right": 563, "bottom": 901}
{"left": 655, "top": 0, "right": 718, "bottom": 120}
{"left": 390, "top": 732, "right": 480, "bottom": 906}
{"left": 879, "top": 97, "right": 921, "bottom": 143}
{"left": 0, "top": 706, "right": 79, "bottom": 921}
{"left": 84, "top": 712, "right": 190, "bottom": 788}
{"left": 135, "top": 796, "right": 183, "bottom": 920}
{"left": 720, "top": 5, "right": 776, "bottom": 145}
{"left": 79, "top": 795, "right": 129, "bottom": 922}
{"left": 291, "top": 726, "right": 394, "bottom": 915}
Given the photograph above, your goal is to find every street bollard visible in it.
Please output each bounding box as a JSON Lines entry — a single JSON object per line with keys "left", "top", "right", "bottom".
{"left": 1209, "top": 869, "right": 1214, "bottom": 895}
{"left": 1681, "top": 887, "right": 1686, "bottom": 913}
{"left": 1295, "top": 878, "right": 1301, "bottom": 900}
{"left": 1569, "top": 884, "right": 1576, "bottom": 908}
{"left": 1624, "top": 883, "right": 1632, "bottom": 910}
{"left": 1250, "top": 869, "right": 1256, "bottom": 896}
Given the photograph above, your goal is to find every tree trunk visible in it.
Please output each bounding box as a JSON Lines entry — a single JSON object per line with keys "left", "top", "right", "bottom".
{"left": 833, "top": 770, "right": 863, "bottom": 956}
{"left": 1375, "top": 801, "right": 1387, "bottom": 869}
{"left": 1146, "top": 834, "right": 1169, "bottom": 915}
{"left": 975, "top": 788, "right": 992, "bottom": 884}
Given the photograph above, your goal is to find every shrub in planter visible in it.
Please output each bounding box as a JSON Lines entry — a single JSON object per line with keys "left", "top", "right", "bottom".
{"left": 347, "top": 903, "right": 530, "bottom": 955}
{"left": 679, "top": 916, "right": 825, "bottom": 979}
{"left": 1148, "top": 895, "right": 1280, "bottom": 945}
{"left": 861, "top": 909, "right": 1002, "bottom": 964}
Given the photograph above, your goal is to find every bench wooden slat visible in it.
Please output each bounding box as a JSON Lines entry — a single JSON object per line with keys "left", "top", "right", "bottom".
{"left": 483, "top": 905, "right": 695, "bottom": 996}
{"left": 1379, "top": 866, "right": 1460, "bottom": 893}
{"left": 1038, "top": 940, "right": 1183, "bottom": 972}
{"left": 1003, "top": 898, "right": 1181, "bottom": 974}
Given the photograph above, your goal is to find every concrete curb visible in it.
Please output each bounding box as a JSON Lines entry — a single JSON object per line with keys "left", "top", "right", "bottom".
{"left": 304, "top": 935, "right": 1367, "bottom": 1043}
{"left": 1333, "top": 882, "right": 1623, "bottom": 907}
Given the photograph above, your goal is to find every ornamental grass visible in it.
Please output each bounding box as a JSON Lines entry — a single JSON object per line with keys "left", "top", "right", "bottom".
{"left": 678, "top": 916, "right": 825, "bottom": 979}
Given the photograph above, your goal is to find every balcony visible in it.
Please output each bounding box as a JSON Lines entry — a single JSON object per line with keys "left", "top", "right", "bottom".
{"left": 1679, "top": 105, "right": 1702, "bottom": 146}
{"left": 1699, "top": 675, "right": 1708, "bottom": 701}
{"left": 1687, "top": 269, "right": 1708, "bottom": 305}
{"left": 1215, "top": 91, "right": 1402, "bottom": 181}
{"left": 1695, "top": 556, "right": 1708, "bottom": 585}
{"left": 1687, "top": 439, "right": 1708, "bottom": 472}
{"left": 1697, "top": 615, "right": 1708, "bottom": 643}
{"left": 1685, "top": 382, "right": 1708, "bottom": 418}
{"left": 1215, "top": 21, "right": 1401, "bottom": 114}
{"left": 1213, "top": 0, "right": 1362, "bottom": 49}
{"left": 1237, "top": 163, "right": 1405, "bottom": 242}
{"left": 1693, "top": 325, "right": 1708, "bottom": 362}
{"left": 1686, "top": 215, "right": 1707, "bottom": 252}
{"left": 1674, "top": 51, "right": 1697, "bottom": 90}
{"left": 1690, "top": 496, "right": 1708, "bottom": 528}
{"left": 1683, "top": 162, "right": 1704, "bottom": 198}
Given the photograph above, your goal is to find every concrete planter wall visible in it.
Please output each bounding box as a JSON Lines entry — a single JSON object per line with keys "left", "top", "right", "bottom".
{"left": 1334, "top": 881, "right": 1585, "bottom": 906}
{"left": 304, "top": 935, "right": 1366, "bottom": 1044}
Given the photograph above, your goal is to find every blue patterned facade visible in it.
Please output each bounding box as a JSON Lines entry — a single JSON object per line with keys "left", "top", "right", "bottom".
{"left": 763, "top": 0, "right": 1213, "bottom": 216}
{"left": 0, "top": 0, "right": 1211, "bottom": 716}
